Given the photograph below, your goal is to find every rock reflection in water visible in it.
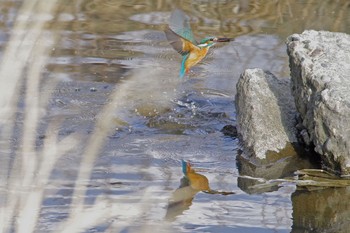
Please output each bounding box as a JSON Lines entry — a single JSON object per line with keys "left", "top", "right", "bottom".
{"left": 292, "top": 187, "right": 350, "bottom": 233}
{"left": 165, "top": 160, "right": 234, "bottom": 221}
{"left": 236, "top": 148, "right": 318, "bottom": 194}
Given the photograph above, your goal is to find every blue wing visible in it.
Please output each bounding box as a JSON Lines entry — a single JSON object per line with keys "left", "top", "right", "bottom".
{"left": 169, "top": 9, "right": 197, "bottom": 45}
{"left": 164, "top": 26, "right": 189, "bottom": 55}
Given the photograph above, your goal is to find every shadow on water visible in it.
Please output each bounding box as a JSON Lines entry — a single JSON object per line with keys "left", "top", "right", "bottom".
{"left": 165, "top": 176, "right": 198, "bottom": 221}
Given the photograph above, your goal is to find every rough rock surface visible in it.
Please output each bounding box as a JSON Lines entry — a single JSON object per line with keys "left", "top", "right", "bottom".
{"left": 286, "top": 30, "right": 350, "bottom": 175}
{"left": 235, "top": 68, "right": 298, "bottom": 161}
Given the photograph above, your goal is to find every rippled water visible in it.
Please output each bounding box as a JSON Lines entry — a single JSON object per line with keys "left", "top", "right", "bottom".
{"left": 1, "top": 0, "right": 350, "bottom": 232}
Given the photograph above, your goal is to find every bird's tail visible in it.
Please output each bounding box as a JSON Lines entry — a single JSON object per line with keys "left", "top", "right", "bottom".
{"left": 179, "top": 69, "right": 185, "bottom": 79}
{"left": 179, "top": 54, "right": 189, "bottom": 78}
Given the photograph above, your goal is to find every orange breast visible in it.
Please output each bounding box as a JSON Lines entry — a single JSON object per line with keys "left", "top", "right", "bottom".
{"left": 184, "top": 46, "right": 209, "bottom": 72}
{"left": 187, "top": 172, "right": 210, "bottom": 191}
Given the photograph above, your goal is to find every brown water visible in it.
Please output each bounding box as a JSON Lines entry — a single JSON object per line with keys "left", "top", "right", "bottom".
{"left": 1, "top": 0, "right": 350, "bottom": 232}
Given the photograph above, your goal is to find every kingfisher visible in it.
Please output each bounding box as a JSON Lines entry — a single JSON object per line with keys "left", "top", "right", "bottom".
{"left": 165, "top": 9, "right": 231, "bottom": 78}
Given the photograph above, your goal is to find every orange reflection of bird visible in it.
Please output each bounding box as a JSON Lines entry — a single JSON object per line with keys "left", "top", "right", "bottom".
{"left": 165, "top": 160, "right": 235, "bottom": 220}
{"left": 182, "top": 160, "right": 210, "bottom": 191}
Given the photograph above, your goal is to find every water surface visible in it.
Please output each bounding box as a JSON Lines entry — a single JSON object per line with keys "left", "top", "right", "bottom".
{"left": 1, "top": 0, "right": 350, "bottom": 232}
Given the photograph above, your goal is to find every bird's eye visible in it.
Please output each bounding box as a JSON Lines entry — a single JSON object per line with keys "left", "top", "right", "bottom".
{"left": 209, "top": 38, "right": 214, "bottom": 41}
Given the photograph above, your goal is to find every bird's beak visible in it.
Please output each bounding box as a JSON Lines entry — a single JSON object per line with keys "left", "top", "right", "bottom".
{"left": 216, "top": 37, "right": 232, "bottom": 42}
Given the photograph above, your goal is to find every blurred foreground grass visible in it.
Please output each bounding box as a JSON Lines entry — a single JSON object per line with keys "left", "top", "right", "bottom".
{"left": 0, "top": 1, "right": 173, "bottom": 232}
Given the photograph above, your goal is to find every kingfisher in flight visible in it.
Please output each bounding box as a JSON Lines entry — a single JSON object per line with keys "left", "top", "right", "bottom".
{"left": 165, "top": 9, "right": 231, "bottom": 78}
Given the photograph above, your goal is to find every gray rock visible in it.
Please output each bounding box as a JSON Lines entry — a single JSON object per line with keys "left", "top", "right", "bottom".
{"left": 286, "top": 30, "right": 350, "bottom": 175}
{"left": 235, "top": 68, "right": 298, "bottom": 161}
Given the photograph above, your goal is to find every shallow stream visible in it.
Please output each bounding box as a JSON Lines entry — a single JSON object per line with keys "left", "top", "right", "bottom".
{"left": 1, "top": 1, "right": 350, "bottom": 232}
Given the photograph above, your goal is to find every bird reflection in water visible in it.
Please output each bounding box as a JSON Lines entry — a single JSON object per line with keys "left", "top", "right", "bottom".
{"left": 165, "top": 160, "right": 235, "bottom": 220}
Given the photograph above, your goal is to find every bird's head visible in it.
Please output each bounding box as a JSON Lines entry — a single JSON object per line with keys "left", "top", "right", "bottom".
{"left": 198, "top": 37, "right": 216, "bottom": 48}
{"left": 198, "top": 37, "right": 231, "bottom": 48}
